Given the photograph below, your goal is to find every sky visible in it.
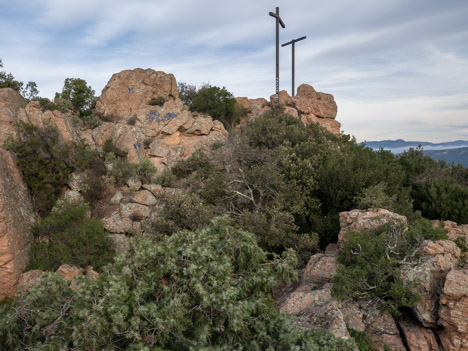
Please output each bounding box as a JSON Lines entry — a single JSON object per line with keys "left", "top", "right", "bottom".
{"left": 1, "top": 0, "right": 468, "bottom": 142}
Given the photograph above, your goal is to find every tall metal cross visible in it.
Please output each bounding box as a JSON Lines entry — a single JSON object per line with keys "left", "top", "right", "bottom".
{"left": 282, "top": 36, "right": 306, "bottom": 96}
{"left": 269, "top": 7, "right": 285, "bottom": 104}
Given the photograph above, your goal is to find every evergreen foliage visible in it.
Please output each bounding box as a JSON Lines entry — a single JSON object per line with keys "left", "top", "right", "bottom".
{"left": 27, "top": 201, "right": 114, "bottom": 271}
{"left": 55, "top": 77, "right": 96, "bottom": 116}
{"left": 332, "top": 217, "right": 447, "bottom": 315}
{"left": 0, "top": 59, "right": 39, "bottom": 99}
{"left": 0, "top": 218, "right": 354, "bottom": 350}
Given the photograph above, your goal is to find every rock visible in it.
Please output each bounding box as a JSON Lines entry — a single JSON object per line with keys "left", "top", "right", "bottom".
{"left": 142, "top": 183, "right": 163, "bottom": 196}
{"left": 437, "top": 269, "right": 468, "bottom": 350}
{"left": 284, "top": 106, "right": 299, "bottom": 117}
{"left": 279, "top": 287, "right": 351, "bottom": 340}
{"left": 102, "top": 208, "right": 132, "bottom": 234}
{"left": 57, "top": 264, "right": 83, "bottom": 281}
{"left": 121, "top": 203, "right": 151, "bottom": 220}
{"left": 301, "top": 114, "right": 341, "bottom": 134}
{"left": 132, "top": 190, "right": 157, "bottom": 206}
{"left": 95, "top": 68, "right": 179, "bottom": 121}
{"left": 401, "top": 240, "right": 460, "bottom": 327}
{"left": 85, "top": 266, "right": 100, "bottom": 280}
{"left": 17, "top": 270, "right": 43, "bottom": 292}
{"left": 296, "top": 84, "right": 317, "bottom": 99}
{"left": 126, "top": 177, "right": 142, "bottom": 191}
{"left": 398, "top": 317, "right": 440, "bottom": 351}
{"left": 0, "top": 88, "right": 26, "bottom": 144}
{"left": 340, "top": 300, "right": 366, "bottom": 332}
{"left": 0, "top": 148, "right": 35, "bottom": 299}
{"left": 68, "top": 172, "right": 87, "bottom": 192}
{"left": 269, "top": 90, "right": 290, "bottom": 106}
{"left": 160, "top": 110, "right": 190, "bottom": 135}
{"left": 338, "top": 208, "right": 407, "bottom": 249}
{"left": 301, "top": 253, "right": 337, "bottom": 287}
{"left": 110, "top": 191, "right": 124, "bottom": 205}
{"left": 235, "top": 97, "right": 250, "bottom": 110}
{"left": 186, "top": 116, "right": 214, "bottom": 135}
{"left": 63, "top": 189, "right": 84, "bottom": 205}
{"left": 361, "top": 302, "right": 407, "bottom": 351}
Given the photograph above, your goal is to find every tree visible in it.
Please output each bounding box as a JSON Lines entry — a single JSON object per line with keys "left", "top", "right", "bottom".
{"left": 177, "top": 81, "right": 197, "bottom": 106}
{"left": 55, "top": 78, "right": 96, "bottom": 115}
{"left": 0, "top": 59, "right": 39, "bottom": 99}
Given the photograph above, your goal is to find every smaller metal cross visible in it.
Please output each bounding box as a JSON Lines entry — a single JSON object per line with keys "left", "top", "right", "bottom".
{"left": 282, "top": 36, "right": 306, "bottom": 96}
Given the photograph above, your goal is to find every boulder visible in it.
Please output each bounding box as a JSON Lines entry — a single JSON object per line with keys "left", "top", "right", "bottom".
{"left": 269, "top": 90, "right": 290, "bottom": 106}
{"left": 398, "top": 318, "right": 440, "bottom": 351}
{"left": 132, "top": 190, "right": 157, "bottom": 206}
{"left": 301, "top": 253, "right": 337, "bottom": 287}
{"left": 0, "top": 88, "right": 27, "bottom": 144}
{"left": 437, "top": 269, "right": 468, "bottom": 351}
{"left": 338, "top": 208, "right": 407, "bottom": 249}
{"left": 0, "top": 148, "right": 35, "bottom": 299}
{"left": 95, "top": 68, "right": 179, "bottom": 121}
{"left": 17, "top": 270, "right": 43, "bottom": 292}
{"left": 296, "top": 84, "right": 317, "bottom": 99}
{"left": 401, "top": 240, "right": 460, "bottom": 327}
{"left": 57, "top": 264, "right": 83, "bottom": 281}
{"left": 301, "top": 114, "right": 341, "bottom": 134}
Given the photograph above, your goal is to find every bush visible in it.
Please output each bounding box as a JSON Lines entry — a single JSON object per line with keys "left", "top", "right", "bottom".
{"left": 0, "top": 218, "right": 354, "bottom": 350}
{"left": 177, "top": 81, "right": 197, "bottom": 106}
{"left": 190, "top": 85, "right": 238, "bottom": 130}
{"left": 27, "top": 201, "right": 114, "bottom": 271}
{"left": 2, "top": 123, "right": 93, "bottom": 216}
{"left": 332, "top": 218, "right": 447, "bottom": 315}
{"left": 55, "top": 77, "right": 96, "bottom": 116}
{"left": 134, "top": 157, "right": 157, "bottom": 183}
{"left": 0, "top": 59, "right": 39, "bottom": 99}
{"left": 148, "top": 96, "right": 165, "bottom": 106}
{"left": 155, "top": 168, "right": 176, "bottom": 187}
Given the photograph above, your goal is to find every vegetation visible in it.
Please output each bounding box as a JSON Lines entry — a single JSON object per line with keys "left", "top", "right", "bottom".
{"left": 0, "top": 218, "right": 354, "bottom": 350}
{"left": 148, "top": 96, "right": 165, "bottom": 106}
{"left": 332, "top": 217, "right": 447, "bottom": 315}
{"left": 55, "top": 77, "right": 96, "bottom": 116}
{"left": 0, "top": 59, "right": 39, "bottom": 99}
{"left": 27, "top": 201, "right": 114, "bottom": 271}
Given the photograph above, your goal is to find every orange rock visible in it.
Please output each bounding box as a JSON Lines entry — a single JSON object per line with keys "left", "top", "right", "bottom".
{"left": 57, "top": 264, "right": 83, "bottom": 281}
{"left": 398, "top": 317, "right": 440, "bottom": 351}
{"left": 0, "top": 148, "right": 35, "bottom": 300}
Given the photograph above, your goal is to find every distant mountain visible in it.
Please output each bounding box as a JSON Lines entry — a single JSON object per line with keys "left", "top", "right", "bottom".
{"left": 424, "top": 147, "right": 468, "bottom": 167}
{"left": 363, "top": 139, "right": 468, "bottom": 166}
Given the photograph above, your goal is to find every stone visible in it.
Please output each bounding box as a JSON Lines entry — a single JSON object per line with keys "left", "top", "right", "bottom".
{"left": 186, "top": 116, "right": 214, "bottom": 135}
{"left": 126, "top": 177, "right": 142, "bottom": 191}
{"left": 301, "top": 114, "right": 341, "bottom": 134}
{"left": 85, "top": 266, "right": 100, "bottom": 280}
{"left": 269, "top": 90, "right": 290, "bottom": 106}
{"left": 63, "top": 189, "right": 84, "bottom": 205}
{"left": 160, "top": 110, "right": 190, "bottom": 135}
{"left": 296, "top": 84, "right": 317, "bottom": 99}
{"left": 95, "top": 68, "right": 179, "bottom": 121}
{"left": 142, "top": 183, "right": 163, "bottom": 196}
{"left": 284, "top": 106, "right": 299, "bottom": 117}
{"left": 398, "top": 318, "right": 440, "bottom": 351}
{"left": 68, "top": 172, "right": 87, "bottom": 192}
{"left": 401, "top": 240, "right": 460, "bottom": 327}
{"left": 132, "top": 190, "right": 157, "bottom": 206}
{"left": 102, "top": 208, "right": 133, "bottom": 234}
{"left": 338, "top": 208, "right": 407, "bottom": 249}
{"left": 235, "top": 97, "right": 250, "bottom": 110}
{"left": 361, "top": 301, "right": 406, "bottom": 351}
{"left": 287, "top": 91, "right": 338, "bottom": 119}
{"left": 17, "top": 270, "right": 43, "bottom": 292}
{"left": 57, "top": 264, "right": 83, "bottom": 281}
{"left": 0, "top": 148, "right": 35, "bottom": 300}
{"left": 436, "top": 269, "right": 468, "bottom": 351}
{"left": 279, "top": 287, "right": 351, "bottom": 340}
{"left": 121, "top": 203, "right": 151, "bottom": 220}
{"left": 301, "top": 253, "right": 337, "bottom": 287}
{"left": 110, "top": 191, "right": 124, "bottom": 205}
{"left": 0, "top": 88, "right": 26, "bottom": 145}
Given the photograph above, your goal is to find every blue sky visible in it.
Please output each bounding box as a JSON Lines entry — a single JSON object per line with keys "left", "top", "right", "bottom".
{"left": 1, "top": 0, "right": 468, "bottom": 142}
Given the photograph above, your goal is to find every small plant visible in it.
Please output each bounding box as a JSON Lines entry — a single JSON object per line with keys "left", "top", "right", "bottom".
{"left": 127, "top": 115, "right": 137, "bottom": 125}
{"left": 27, "top": 201, "right": 114, "bottom": 271}
{"left": 148, "top": 96, "right": 165, "bottom": 106}
{"left": 455, "top": 237, "right": 467, "bottom": 266}
{"left": 348, "top": 327, "right": 374, "bottom": 351}
{"left": 134, "top": 157, "right": 157, "bottom": 183}
{"left": 143, "top": 138, "right": 153, "bottom": 148}
{"left": 82, "top": 112, "right": 102, "bottom": 129}
{"left": 102, "top": 138, "right": 127, "bottom": 158}
{"left": 155, "top": 168, "right": 176, "bottom": 187}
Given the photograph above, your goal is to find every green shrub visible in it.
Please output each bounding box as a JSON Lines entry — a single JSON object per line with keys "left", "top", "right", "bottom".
{"left": 155, "top": 168, "right": 176, "bottom": 187}
{"left": 190, "top": 85, "right": 238, "bottom": 130}
{"left": 0, "top": 218, "right": 354, "bottom": 350}
{"left": 0, "top": 59, "right": 38, "bottom": 99}
{"left": 177, "top": 81, "right": 197, "bottom": 106}
{"left": 134, "top": 157, "right": 157, "bottom": 183}
{"left": 2, "top": 123, "right": 93, "bottom": 216}
{"left": 102, "top": 138, "right": 127, "bottom": 158}
{"left": 27, "top": 201, "right": 114, "bottom": 271}
{"left": 148, "top": 96, "right": 165, "bottom": 106}
{"left": 348, "top": 327, "right": 374, "bottom": 351}
{"left": 55, "top": 77, "right": 96, "bottom": 116}
{"left": 333, "top": 218, "right": 447, "bottom": 315}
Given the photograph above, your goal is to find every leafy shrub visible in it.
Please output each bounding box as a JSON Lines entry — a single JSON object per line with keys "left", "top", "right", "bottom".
{"left": 27, "top": 201, "right": 114, "bottom": 271}
{"left": 55, "top": 77, "right": 96, "bottom": 116}
{"left": 348, "top": 327, "right": 374, "bottom": 351}
{"left": 333, "top": 218, "right": 447, "bottom": 315}
{"left": 177, "top": 81, "right": 197, "bottom": 106}
{"left": 0, "top": 59, "right": 38, "bottom": 99}
{"left": 102, "top": 138, "right": 127, "bottom": 158}
{"left": 190, "top": 85, "right": 239, "bottom": 130}
{"left": 148, "top": 96, "right": 165, "bottom": 106}
{"left": 155, "top": 168, "right": 176, "bottom": 187}
{"left": 3, "top": 123, "right": 93, "bottom": 216}
{"left": 0, "top": 218, "right": 354, "bottom": 350}
{"left": 134, "top": 157, "right": 157, "bottom": 183}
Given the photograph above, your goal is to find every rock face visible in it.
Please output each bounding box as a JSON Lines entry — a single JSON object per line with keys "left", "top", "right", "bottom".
{"left": 280, "top": 208, "right": 468, "bottom": 351}
{"left": 236, "top": 84, "right": 341, "bottom": 135}
{"left": 0, "top": 148, "right": 35, "bottom": 299}
{"left": 95, "top": 68, "right": 179, "bottom": 121}
{"left": 0, "top": 88, "right": 27, "bottom": 145}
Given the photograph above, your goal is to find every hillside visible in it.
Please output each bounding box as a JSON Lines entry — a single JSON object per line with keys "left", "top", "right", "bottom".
{"left": 425, "top": 146, "right": 468, "bottom": 166}
{"left": 0, "top": 68, "right": 468, "bottom": 351}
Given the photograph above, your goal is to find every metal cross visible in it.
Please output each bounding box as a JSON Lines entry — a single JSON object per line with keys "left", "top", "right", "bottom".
{"left": 269, "top": 7, "right": 285, "bottom": 104}
{"left": 282, "top": 36, "right": 306, "bottom": 96}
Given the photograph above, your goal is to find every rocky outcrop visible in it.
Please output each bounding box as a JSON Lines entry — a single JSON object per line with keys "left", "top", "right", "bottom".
{"left": 95, "top": 68, "right": 179, "bottom": 121}
{"left": 280, "top": 208, "right": 468, "bottom": 351}
{"left": 0, "top": 148, "right": 35, "bottom": 299}
{"left": 0, "top": 88, "right": 27, "bottom": 144}
{"left": 236, "top": 84, "right": 341, "bottom": 135}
